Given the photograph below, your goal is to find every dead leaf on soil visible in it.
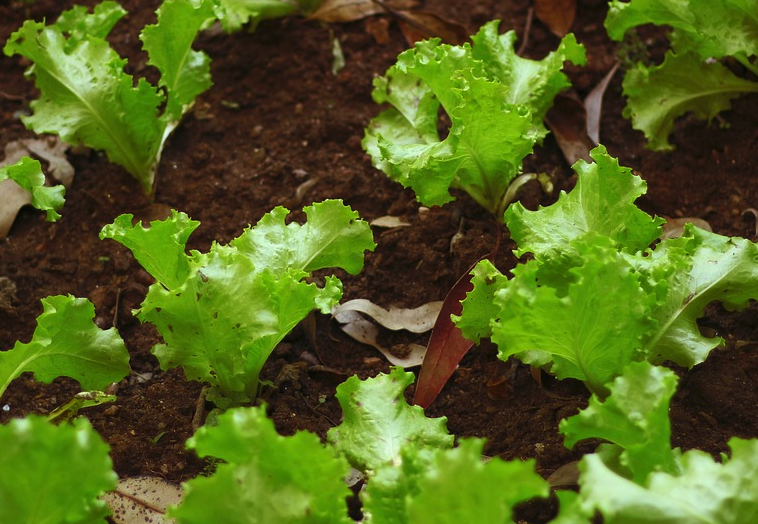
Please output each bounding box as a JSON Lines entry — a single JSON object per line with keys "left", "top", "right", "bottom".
{"left": 103, "top": 476, "right": 183, "bottom": 524}
{"left": 333, "top": 298, "right": 442, "bottom": 333}
{"left": 661, "top": 217, "right": 712, "bottom": 240}
{"left": 333, "top": 309, "right": 427, "bottom": 367}
{"left": 534, "top": 0, "right": 577, "bottom": 37}
{"left": 585, "top": 62, "right": 619, "bottom": 144}
{"left": 397, "top": 10, "right": 469, "bottom": 45}
{"left": 547, "top": 461, "right": 580, "bottom": 487}
{"left": 545, "top": 93, "right": 594, "bottom": 166}
{"left": 370, "top": 215, "right": 411, "bottom": 228}
{"left": 0, "top": 137, "right": 73, "bottom": 238}
{"left": 310, "top": 0, "right": 417, "bottom": 22}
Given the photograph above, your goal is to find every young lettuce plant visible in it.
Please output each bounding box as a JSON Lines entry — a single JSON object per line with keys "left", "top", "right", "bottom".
{"left": 363, "top": 19, "right": 586, "bottom": 219}
{"left": 0, "top": 294, "right": 130, "bottom": 401}
{"left": 168, "top": 368, "right": 549, "bottom": 524}
{"left": 3, "top": 0, "right": 216, "bottom": 194}
{"left": 557, "top": 360, "right": 758, "bottom": 523}
{"left": 457, "top": 146, "right": 758, "bottom": 396}
{"left": 0, "top": 156, "right": 66, "bottom": 223}
{"left": 100, "top": 199, "right": 375, "bottom": 409}
{"left": 605, "top": 0, "right": 758, "bottom": 150}
{"left": 0, "top": 415, "right": 118, "bottom": 524}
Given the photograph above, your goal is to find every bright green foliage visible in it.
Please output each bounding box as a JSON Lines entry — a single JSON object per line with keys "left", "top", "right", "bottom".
{"left": 560, "top": 361, "right": 679, "bottom": 484}
{"left": 605, "top": 0, "right": 758, "bottom": 150}
{"left": 100, "top": 200, "right": 375, "bottom": 408}
{"left": 327, "top": 367, "right": 453, "bottom": 472}
{"left": 0, "top": 415, "right": 117, "bottom": 524}
{"left": 3, "top": 0, "right": 215, "bottom": 194}
{"left": 578, "top": 438, "right": 758, "bottom": 523}
{"left": 363, "top": 20, "right": 585, "bottom": 218}
{"left": 505, "top": 146, "right": 665, "bottom": 258}
{"left": 170, "top": 406, "right": 353, "bottom": 524}
{"left": 405, "top": 439, "right": 548, "bottom": 524}
{"left": 0, "top": 295, "right": 130, "bottom": 400}
{"left": 457, "top": 146, "right": 758, "bottom": 395}
{"left": 0, "top": 156, "right": 65, "bottom": 221}
{"left": 215, "top": 0, "right": 323, "bottom": 32}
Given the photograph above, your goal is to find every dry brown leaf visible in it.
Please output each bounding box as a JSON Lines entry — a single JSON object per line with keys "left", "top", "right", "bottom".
{"left": 545, "top": 93, "right": 594, "bottom": 166}
{"left": 397, "top": 10, "right": 469, "bottom": 45}
{"left": 585, "top": 62, "right": 620, "bottom": 144}
{"left": 310, "top": 0, "right": 417, "bottom": 23}
{"left": 365, "top": 16, "right": 391, "bottom": 44}
{"left": 534, "top": 0, "right": 577, "bottom": 37}
{"left": 333, "top": 298, "right": 442, "bottom": 333}
{"left": 547, "top": 461, "right": 580, "bottom": 487}
{"left": 103, "top": 476, "right": 182, "bottom": 524}
{"left": 370, "top": 215, "right": 411, "bottom": 228}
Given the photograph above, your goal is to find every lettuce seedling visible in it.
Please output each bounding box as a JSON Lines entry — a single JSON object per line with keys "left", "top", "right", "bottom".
{"left": 363, "top": 20, "right": 585, "bottom": 219}
{"left": 605, "top": 0, "right": 758, "bottom": 150}
{"left": 100, "top": 199, "right": 375, "bottom": 408}
{"left": 558, "top": 361, "right": 758, "bottom": 523}
{"left": 0, "top": 415, "right": 117, "bottom": 523}
{"left": 3, "top": 0, "right": 215, "bottom": 194}
{"left": 0, "top": 156, "right": 65, "bottom": 222}
{"left": 215, "top": 0, "right": 323, "bottom": 32}
{"left": 0, "top": 294, "right": 130, "bottom": 401}
{"left": 457, "top": 146, "right": 758, "bottom": 396}
{"left": 168, "top": 369, "right": 549, "bottom": 524}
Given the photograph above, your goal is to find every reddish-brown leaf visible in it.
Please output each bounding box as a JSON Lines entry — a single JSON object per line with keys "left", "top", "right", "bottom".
{"left": 397, "top": 10, "right": 470, "bottom": 45}
{"left": 534, "top": 0, "right": 577, "bottom": 37}
{"left": 413, "top": 266, "right": 476, "bottom": 409}
{"left": 545, "top": 93, "right": 594, "bottom": 166}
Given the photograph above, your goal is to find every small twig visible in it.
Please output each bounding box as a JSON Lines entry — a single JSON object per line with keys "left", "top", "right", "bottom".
{"left": 0, "top": 90, "right": 25, "bottom": 102}
{"left": 743, "top": 208, "right": 758, "bottom": 237}
{"left": 517, "top": 7, "right": 534, "bottom": 56}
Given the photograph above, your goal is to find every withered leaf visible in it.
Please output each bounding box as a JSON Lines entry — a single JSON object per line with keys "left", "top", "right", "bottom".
{"left": 534, "top": 0, "right": 577, "bottom": 37}
{"left": 310, "top": 0, "right": 417, "bottom": 23}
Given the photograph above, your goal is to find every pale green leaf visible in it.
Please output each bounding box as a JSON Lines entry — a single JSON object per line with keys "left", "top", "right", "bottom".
{"left": 0, "top": 156, "right": 65, "bottom": 221}
{"left": 621, "top": 51, "right": 758, "bottom": 151}
{"left": 454, "top": 259, "right": 509, "bottom": 344}
{"left": 579, "top": 438, "right": 758, "bottom": 523}
{"left": 407, "top": 439, "right": 548, "bottom": 524}
{"left": 560, "top": 361, "right": 679, "bottom": 484}
{"left": 172, "top": 406, "right": 353, "bottom": 524}
{"left": 0, "top": 416, "right": 116, "bottom": 524}
{"left": 99, "top": 210, "right": 200, "bottom": 291}
{"left": 0, "top": 295, "right": 130, "bottom": 400}
{"left": 55, "top": 1, "right": 127, "bottom": 44}
{"left": 327, "top": 367, "right": 453, "bottom": 472}
{"left": 141, "top": 0, "right": 215, "bottom": 121}
{"left": 505, "top": 145, "right": 664, "bottom": 259}
{"left": 215, "top": 0, "right": 322, "bottom": 32}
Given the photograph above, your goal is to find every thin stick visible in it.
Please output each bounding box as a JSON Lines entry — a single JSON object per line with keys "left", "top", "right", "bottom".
{"left": 517, "top": 7, "right": 534, "bottom": 56}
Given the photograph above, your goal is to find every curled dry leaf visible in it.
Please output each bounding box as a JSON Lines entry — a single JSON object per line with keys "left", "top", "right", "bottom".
{"left": 333, "top": 298, "right": 442, "bottom": 333}
{"left": 103, "top": 476, "right": 183, "bottom": 524}
{"left": 534, "top": 0, "right": 577, "bottom": 37}
{"left": 545, "top": 93, "right": 594, "bottom": 166}
{"left": 661, "top": 217, "right": 713, "bottom": 240}
{"left": 370, "top": 215, "right": 411, "bottom": 228}
{"left": 334, "top": 309, "right": 427, "bottom": 367}
{"left": 585, "top": 62, "right": 620, "bottom": 144}
{"left": 310, "top": 0, "right": 417, "bottom": 23}
{"left": 546, "top": 461, "right": 581, "bottom": 487}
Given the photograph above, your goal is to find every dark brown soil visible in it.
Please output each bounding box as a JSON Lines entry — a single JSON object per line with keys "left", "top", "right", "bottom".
{"left": 2, "top": 0, "right": 758, "bottom": 521}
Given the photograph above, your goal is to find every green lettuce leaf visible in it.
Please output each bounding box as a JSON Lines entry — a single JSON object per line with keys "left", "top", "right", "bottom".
{"left": 3, "top": 0, "right": 215, "bottom": 194}
{"left": 327, "top": 367, "right": 453, "bottom": 472}
{"left": 363, "top": 20, "right": 585, "bottom": 218}
{"left": 0, "top": 156, "right": 66, "bottom": 221}
{"left": 620, "top": 51, "right": 758, "bottom": 151}
{"left": 215, "top": 0, "right": 323, "bottom": 32}
{"left": 0, "top": 416, "right": 117, "bottom": 524}
{"left": 560, "top": 361, "right": 679, "bottom": 484}
{"left": 0, "top": 295, "right": 130, "bottom": 400}
{"left": 579, "top": 438, "right": 758, "bottom": 523}
{"left": 101, "top": 200, "right": 374, "bottom": 407}
{"left": 505, "top": 145, "right": 664, "bottom": 258}
{"left": 171, "top": 405, "right": 353, "bottom": 524}
{"left": 606, "top": 0, "right": 758, "bottom": 60}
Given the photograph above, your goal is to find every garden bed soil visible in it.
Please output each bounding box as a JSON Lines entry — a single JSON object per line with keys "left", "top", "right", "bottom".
{"left": 2, "top": 0, "right": 758, "bottom": 521}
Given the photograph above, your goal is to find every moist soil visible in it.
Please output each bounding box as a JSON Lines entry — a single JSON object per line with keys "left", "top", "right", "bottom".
{"left": 2, "top": 0, "right": 758, "bottom": 521}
